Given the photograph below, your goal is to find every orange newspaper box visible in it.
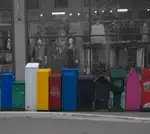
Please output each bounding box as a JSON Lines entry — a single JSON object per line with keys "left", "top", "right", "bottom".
{"left": 36, "top": 68, "right": 51, "bottom": 111}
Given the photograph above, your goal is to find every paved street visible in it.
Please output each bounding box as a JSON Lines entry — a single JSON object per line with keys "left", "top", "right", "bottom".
{"left": 0, "top": 112, "right": 149, "bottom": 134}
{"left": 0, "top": 118, "right": 149, "bottom": 134}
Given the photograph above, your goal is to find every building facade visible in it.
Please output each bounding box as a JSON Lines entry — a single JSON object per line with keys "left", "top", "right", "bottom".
{"left": 0, "top": 0, "right": 150, "bottom": 80}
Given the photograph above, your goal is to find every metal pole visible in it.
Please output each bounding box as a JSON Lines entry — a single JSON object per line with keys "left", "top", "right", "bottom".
{"left": 88, "top": 0, "right": 92, "bottom": 73}
{"left": 80, "top": 0, "right": 85, "bottom": 73}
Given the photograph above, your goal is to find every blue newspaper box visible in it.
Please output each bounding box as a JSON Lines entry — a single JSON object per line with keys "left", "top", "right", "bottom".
{"left": 1, "top": 72, "right": 13, "bottom": 110}
{"left": 62, "top": 68, "right": 78, "bottom": 111}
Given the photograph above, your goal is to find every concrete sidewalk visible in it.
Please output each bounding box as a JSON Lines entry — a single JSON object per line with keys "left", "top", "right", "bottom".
{"left": 0, "top": 112, "right": 149, "bottom": 123}
{"left": 82, "top": 112, "right": 150, "bottom": 118}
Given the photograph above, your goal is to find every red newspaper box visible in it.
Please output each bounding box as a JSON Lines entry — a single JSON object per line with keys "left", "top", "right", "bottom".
{"left": 141, "top": 68, "right": 150, "bottom": 111}
{"left": 49, "top": 73, "right": 61, "bottom": 111}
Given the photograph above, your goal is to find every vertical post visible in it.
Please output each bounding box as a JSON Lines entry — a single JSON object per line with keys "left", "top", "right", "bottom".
{"left": 88, "top": 0, "right": 92, "bottom": 73}
{"left": 144, "top": 47, "right": 148, "bottom": 68}
{"left": 13, "top": 0, "right": 27, "bottom": 80}
{"left": 80, "top": 0, "right": 85, "bottom": 73}
{"left": 132, "top": 0, "right": 144, "bottom": 68}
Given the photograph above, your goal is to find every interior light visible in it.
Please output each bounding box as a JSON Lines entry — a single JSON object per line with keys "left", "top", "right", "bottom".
{"left": 69, "top": 13, "right": 72, "bottom": 16}
{"left": 147, "top": 9, "right": 150, "bottom": 11}
{"left": 102, "top": 10, "right": 104, "bottom": 13}
{"left": 40, "top": 13, "right": 43, "bottom": 17}
{"left": 52, "top": 12, "right": 66, "bottom": 15}
{"left": 117, "top": 9, "right": 128, "bottom": 12}
{"left": 110, "top": 10, "right": 112, "bottom": 13}
{"left": 78, "top": 13, "right": 80, "bottom": 16}
{"left": 59, "top": 12, "right": 66, "bottom": 15}
{"left": 95, "top": 11, "right": 97, "bottom": 13}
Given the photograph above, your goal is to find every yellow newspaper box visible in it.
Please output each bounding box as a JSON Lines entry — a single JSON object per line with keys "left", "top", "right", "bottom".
{"left": 36, "top": 68, "right": 51, "bottom": 111}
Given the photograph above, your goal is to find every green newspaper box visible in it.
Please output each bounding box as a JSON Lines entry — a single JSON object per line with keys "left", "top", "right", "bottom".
{"left": 12, "top": 81, "right": 25, "bottom": 110}
{"left": 110, "top": 69, "right": 126, "bottom": 111}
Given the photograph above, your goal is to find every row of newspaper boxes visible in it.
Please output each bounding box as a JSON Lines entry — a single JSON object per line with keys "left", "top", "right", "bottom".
{"left": 0, "top": 63, "right": 150, "bottom": 111}
{"left": 26, "top": 63, "right": 150, "bottom": 112}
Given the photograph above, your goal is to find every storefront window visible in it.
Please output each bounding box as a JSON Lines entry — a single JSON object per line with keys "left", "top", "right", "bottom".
{"left": 0, "top": 9, "right": 13, "bottom": 73}
{"left": 28, "top": 13, "right": 82, "bottom": 72}
{"left": 27, "top": 0, "right": 150, "bottom": 75}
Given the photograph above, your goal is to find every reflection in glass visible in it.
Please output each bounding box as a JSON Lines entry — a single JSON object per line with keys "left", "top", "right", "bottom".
{"left": 0, "top": 10, "right": 13, "bottom": 73}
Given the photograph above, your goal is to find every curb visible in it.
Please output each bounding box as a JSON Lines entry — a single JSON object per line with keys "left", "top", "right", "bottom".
{"left": 0, "top": 112, "right": 149, "bottom": 122}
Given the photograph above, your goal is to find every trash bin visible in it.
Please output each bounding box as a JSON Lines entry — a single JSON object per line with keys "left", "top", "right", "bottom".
{"left": 49, "top": 73, "right": 61, "bottom": 111}
{"left": 36, "top": 68, "right": 51, "bottom": 111}
{"left": 25, "top": 63, "right": 39, "bottom": 111}
{"left": 12, "top": 81, "right": 25, "bottom": 111}
{"left": 110, "top": 69, "right": 126, "bottom": 111}
{"left": 62, "top": 68, "right": 78, "bottom": 111}
{"left": 1, "top": 72, "right": 13, "bottom": 111}
{"left": 78, "top": 75, "right": 94, "bottom": 111}
{"left": 94, "top": 75, "right": 110, "bottom": 111}
{"left": 141, "top": 68, "right": 150, "bottom": 111}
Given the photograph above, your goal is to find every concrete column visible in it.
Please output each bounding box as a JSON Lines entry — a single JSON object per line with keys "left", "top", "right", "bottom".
{"left": 137, "top": 48, "right": 145, "bottom": 68}
{"left": 13, "top": 0, "right": 27, "bottom": 80}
